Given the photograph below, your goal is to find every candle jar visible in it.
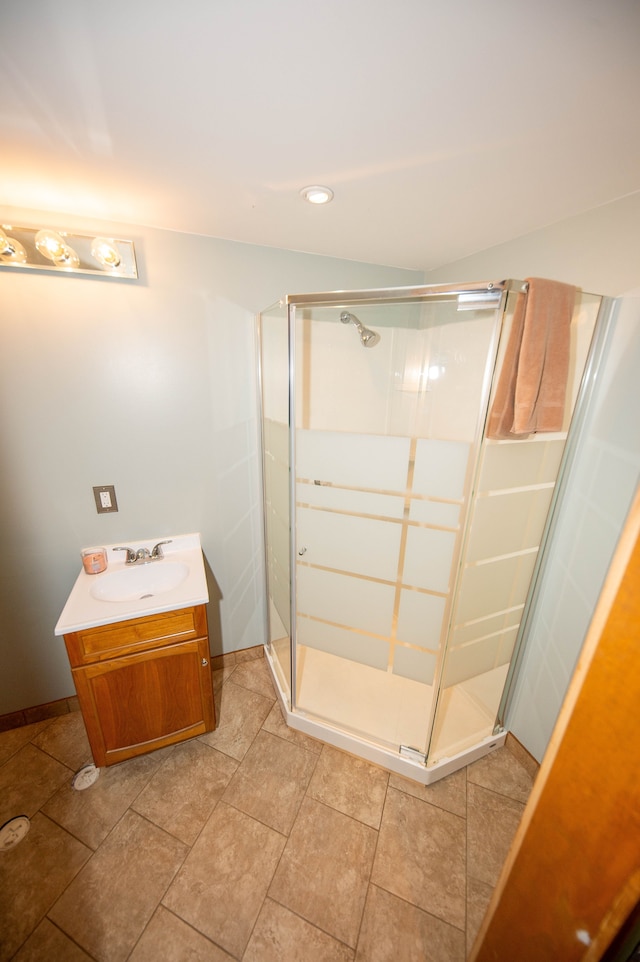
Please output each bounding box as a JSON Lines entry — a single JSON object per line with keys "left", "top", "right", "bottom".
{"left": 81, "top": 547, "right": 108, "bottom": 575}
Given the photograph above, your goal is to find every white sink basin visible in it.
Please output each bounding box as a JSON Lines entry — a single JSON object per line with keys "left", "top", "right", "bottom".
{"left": 89, "top": 562, "right": 189, "bottom": 603}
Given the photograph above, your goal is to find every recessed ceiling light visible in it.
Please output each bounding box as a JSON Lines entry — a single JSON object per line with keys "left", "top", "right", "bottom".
{"left": 300, "top": 185, "right": 334, "bottom": 205}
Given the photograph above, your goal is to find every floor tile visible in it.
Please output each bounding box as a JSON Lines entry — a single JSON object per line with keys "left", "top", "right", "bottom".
{"left": 467, "top": 782, "right": 525, "bottom": 887}
{"left": 244, "top": 898, "right": 355, "bottom": 962}
{"left": 0, "top": 744, "right": 70, "bottom": 827}
{"left": 31, "top": 711, "right": 92, "bottom": 772}
{"left": 355, "top": 884, "right": 465, "bottom": 962}
{"left": 163, "top": 802, "right": 286, "bottom": 958}
{"left": 307, "top": 744, "right": 389, "bottom": 828}
{"left": 389, "top": 766, "right": 467, "bottom": 817}
{"left": 129, "top": 906, "right": 235, "bottom": 961}
{"left": 466, "top": 876, "right": 495, "bottom": 957}
{"left": 133, "top": 740, "right": 238, "bottom": 845}
{"left": 229, "top": 656, "right": 277, "bottom": 699}
{"left": 11, "top": 918, "right": 93, "bottom": 961}
{"left": 0, "top": 720, "right": 52, "bottom": 766}
{"left": 269, "top": 795, "right": 377, "bottom": 948}
{"left": 199, "top": 681, "right": 274, "bottom": 760}
{"left": 43, "top": 747, "right": 173, "bottom": 850}
{"left": 212, "top": 666, "right": 235, "bottom": 693}
{"left": 222, "top": 729, "right": 317, "bottom": 834}
{"left": 0, "top": 813, "right": 90, "bottom": 962}
{"left": 372, "top": 787, "right": 466, "bottom": 929}
{"left": 234, "top": 645, "right": 263, "bottom": 664}
{"left": 49, "top": 809, "right": 188, "bottom": 962}
{"left": 262, "top": 701, "right": 323, "bottom": 754}
{"left": 467, "top": 746, "right": 535, "bottom": 804}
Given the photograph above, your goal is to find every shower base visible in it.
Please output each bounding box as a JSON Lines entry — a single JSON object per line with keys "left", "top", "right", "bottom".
{"left": 264, "top": 642, "right": 506, "bottom": 785}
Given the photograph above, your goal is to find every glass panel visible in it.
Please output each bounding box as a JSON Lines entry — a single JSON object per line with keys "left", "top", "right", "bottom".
{"left": 427, "top": 290, "right": 602, "bottom": 764}
{"left": 291, "top": 297, "right": 503, "bottom": 753}
{"left": 258, "top": 303, "right": 291, "bottom": 702}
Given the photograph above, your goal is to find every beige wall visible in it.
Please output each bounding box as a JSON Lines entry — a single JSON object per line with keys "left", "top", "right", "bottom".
{"left": 0, "top": 207, "right": 422, "bottom": 715}
{"left": 427, "top": 191, "right": 640, "bottom": 297}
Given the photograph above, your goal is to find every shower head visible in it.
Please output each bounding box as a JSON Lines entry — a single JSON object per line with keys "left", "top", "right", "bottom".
{"left": 339, "top": 311, "right": 380, "bottom": 348}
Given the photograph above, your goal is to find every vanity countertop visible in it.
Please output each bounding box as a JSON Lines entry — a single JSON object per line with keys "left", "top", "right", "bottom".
{"left": 54, "top": 533, "right": 209, "bottom": 635}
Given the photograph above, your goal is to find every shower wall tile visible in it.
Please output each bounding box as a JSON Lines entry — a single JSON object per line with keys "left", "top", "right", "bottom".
{"left": 297, "top": 508, "right": 401, "bottom": 582}
{"left": 297, "top": 483, "right": 405, "bottom": 519}
{"left": 392, "top": 646, "right": 437, "bottom": 685}
{"left": 296, "top": 567, "right": 395, "bottom": 637}
{"left": 466, "top": 487, "right": 553, "bottom": 562}
{"left": 296, "top": 430, "right": 410, "bottom": 492}
{"left": 396, "top": 591, "right": 446, "bottom": 649}
{"left": 297, "top": 618, "right": 390, "bottom": 671}
{"left": 413, "top": 440, "right": 470, "bottom": 500}
{"left": 403, "top": 527, "right": 456, "bottom": 593}
{"left": 409, "top": 500, "right": 460, "bottom": 528}
{"left": 455, "top": 552, "right": 537, "bottom": 623}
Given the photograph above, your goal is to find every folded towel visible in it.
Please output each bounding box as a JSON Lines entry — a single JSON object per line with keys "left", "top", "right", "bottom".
{"left": 487, "top": 278, "right": 576, "bottom": 440}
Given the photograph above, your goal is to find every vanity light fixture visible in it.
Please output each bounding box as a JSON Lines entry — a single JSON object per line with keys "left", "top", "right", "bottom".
{"left": 35, "top": 228, "right": 80, "bottom": 268}
{"left": 300, "top": 185, "right": 334, "bottom": 205}
{"left": 0, "top": 225, "right": 138, "bottom": 279}
{"left": 90, "top": 236, "right": 122, "bottom": 269}
{"left": 0, "top": 227, "right": 27, "bottom": 264}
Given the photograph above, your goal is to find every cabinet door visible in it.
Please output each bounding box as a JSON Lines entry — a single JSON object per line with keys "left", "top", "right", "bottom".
{"left": 73, "top": 637, "right": 215, "bottom": 767}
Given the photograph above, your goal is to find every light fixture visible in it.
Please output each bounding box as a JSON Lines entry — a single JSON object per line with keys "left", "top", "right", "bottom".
{"left": 0, "top": 227, "right": 27, "bottom": 264}
{"left": 91, "top": 237, "right": 121, "bottom": 269}
{"left": 300, "top": 185, "right": 334, "bottom": 205}
{"left": 0, "top": 225, "right": 137, "bottom": 278}
{"left": 35, "top": 229, "right": 80, "bottom": 268}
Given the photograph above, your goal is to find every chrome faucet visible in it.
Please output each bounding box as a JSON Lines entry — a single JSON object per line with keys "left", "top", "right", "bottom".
{"left": 113, "top": 540, "right": 173, "bottom": 565}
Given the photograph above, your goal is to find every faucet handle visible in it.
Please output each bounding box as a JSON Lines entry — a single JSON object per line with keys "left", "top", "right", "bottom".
{"left": 151, "top": 540, "right": 172, "bottom": 559}
{"left": 113, "top": 546, "right": 136, "bottom": 563}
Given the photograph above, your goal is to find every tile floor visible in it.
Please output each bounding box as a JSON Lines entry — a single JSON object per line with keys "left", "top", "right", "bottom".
{"left": 0, "top": 649, "right": 535, "bottom": 961}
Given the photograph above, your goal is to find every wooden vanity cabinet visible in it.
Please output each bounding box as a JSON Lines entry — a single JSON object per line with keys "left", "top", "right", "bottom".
{"left": 63, "top": 605, "right": 216, "bottom": 767}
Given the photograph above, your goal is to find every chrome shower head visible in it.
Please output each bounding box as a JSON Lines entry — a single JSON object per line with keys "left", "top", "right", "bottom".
{"left": 339, "top": 311, "right": 380, "bottom": 348}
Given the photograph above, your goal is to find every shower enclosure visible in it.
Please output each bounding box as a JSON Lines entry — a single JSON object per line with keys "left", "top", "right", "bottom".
{"left": 258, "top": 280, "right": 604, "bottom": 783}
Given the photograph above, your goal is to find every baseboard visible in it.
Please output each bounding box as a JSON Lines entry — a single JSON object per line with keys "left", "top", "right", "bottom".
{"left": 505, "top": 731, "right": 541, "bottom": 778}
{"left": 0, "top": 695, "right": 80, "bottom": 733}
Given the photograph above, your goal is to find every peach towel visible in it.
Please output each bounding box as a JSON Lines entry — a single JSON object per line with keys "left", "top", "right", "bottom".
{"left": 487, "top": 277, "right": 576, "bottom": 440}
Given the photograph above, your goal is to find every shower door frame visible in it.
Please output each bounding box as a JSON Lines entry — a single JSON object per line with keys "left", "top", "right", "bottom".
{"left": 259, "top": 279, "right": 530, "bottom": 784}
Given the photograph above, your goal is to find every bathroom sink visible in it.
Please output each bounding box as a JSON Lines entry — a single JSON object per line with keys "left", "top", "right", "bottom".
{"left": 89, "top": 562, "right": 189, "bottom": 603}
{"left": 55, "top": 533, "right": 209, "bottom": 634}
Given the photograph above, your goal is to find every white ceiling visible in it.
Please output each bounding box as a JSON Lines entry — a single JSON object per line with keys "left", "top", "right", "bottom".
{"left": 1, "top": 0, "right": 639, "bottom": 271}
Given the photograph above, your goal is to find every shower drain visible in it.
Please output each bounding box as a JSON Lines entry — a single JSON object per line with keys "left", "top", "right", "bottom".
{"left": 0, "top": 816, "right": 30, "bottom": 852}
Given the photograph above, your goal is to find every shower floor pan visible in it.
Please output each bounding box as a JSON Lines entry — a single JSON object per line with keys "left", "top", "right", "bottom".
{"left": 264, "top": 643, "right": 506, "bottom": 785}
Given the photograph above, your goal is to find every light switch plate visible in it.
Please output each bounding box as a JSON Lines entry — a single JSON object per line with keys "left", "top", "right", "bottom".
{"left": 93, "top": 485, "right": 118, "bottom": 514}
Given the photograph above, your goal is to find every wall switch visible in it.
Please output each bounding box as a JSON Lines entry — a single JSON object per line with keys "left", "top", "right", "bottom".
{"left": 93, "top": 485, "right": 118, "bottom": 514}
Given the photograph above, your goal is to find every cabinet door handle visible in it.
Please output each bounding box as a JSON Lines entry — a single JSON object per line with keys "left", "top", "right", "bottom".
{"left": 201, "top": 658, "right": 209, "bottom": 667}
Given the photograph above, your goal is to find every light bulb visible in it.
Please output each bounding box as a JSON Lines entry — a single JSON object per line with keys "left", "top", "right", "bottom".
{"left": 91, "top": 237, "right": 121, "bottom": 268}
{"left": 35, "top": 229, "right": 79, "bottom": 268}
{"left": 0, "top": 228, "right": 27, "bottom": 264}
{"left": 300, "top": 185, "right": 334, "bottom": 205}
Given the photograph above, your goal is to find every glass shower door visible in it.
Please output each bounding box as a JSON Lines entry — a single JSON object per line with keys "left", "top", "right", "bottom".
{"left": 426, "top": 289, "right": 601, "bottom": 764}
{"left": 289, "top": 294, "right": 504, "bottom": 757}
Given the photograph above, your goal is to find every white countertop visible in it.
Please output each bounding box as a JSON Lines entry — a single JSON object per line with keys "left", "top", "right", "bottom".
{"left": 54, "top": 533, "right": 209, "bottom": 635}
